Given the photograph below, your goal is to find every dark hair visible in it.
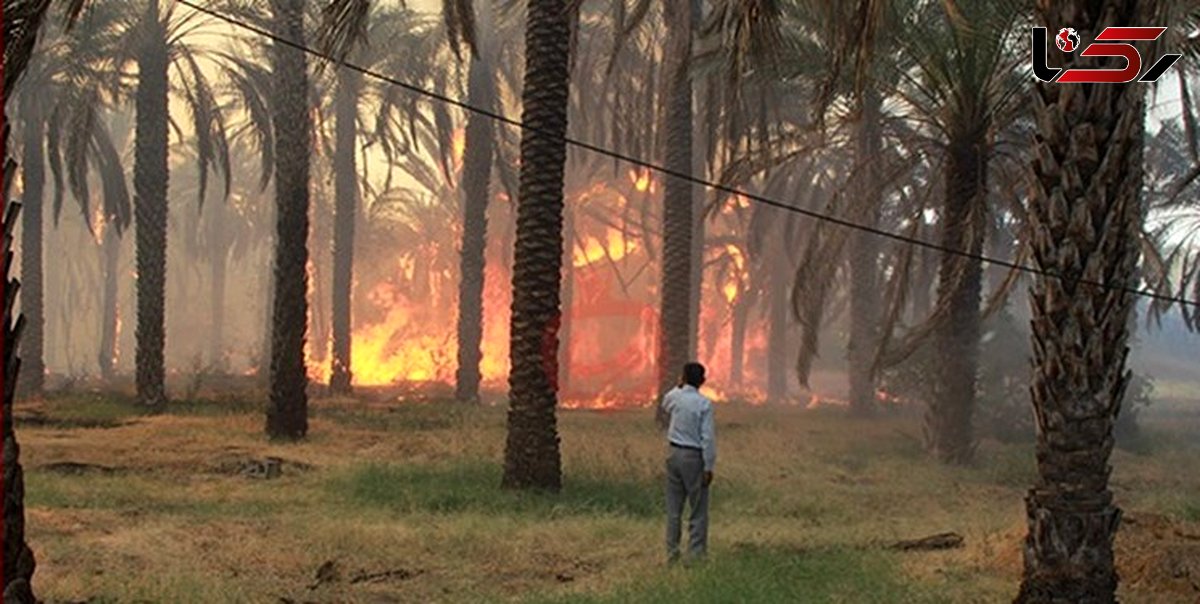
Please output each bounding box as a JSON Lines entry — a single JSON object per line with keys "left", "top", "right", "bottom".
{"left": 682, "top": 362, "right": 706, "bottom": 387}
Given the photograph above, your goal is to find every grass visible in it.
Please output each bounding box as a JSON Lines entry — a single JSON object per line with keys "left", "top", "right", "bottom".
{"left": 331, "top": 460, "right": 660, "bottom": 518}
{"left": 15, "top": 394, "right": 1200, "bottom": 603}
{"left": 530, "top": 546, "right": 927, "bottom": 604}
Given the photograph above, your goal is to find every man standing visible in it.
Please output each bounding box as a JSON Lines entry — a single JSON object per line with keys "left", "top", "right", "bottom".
{"left": 662, "top": 362, "right": 716, "bottom": 563}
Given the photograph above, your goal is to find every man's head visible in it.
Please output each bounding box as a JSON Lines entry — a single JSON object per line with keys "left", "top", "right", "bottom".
{"left": 681, "top": 362, "right": 706, "bottom": 388}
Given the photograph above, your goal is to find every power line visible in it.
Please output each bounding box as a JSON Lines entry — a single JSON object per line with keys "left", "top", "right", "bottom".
{"left": 177, "top": 0, "right": 1200, "bottom": 310}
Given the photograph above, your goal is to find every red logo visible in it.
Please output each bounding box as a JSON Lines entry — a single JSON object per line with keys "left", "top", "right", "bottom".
{"left": 1032, "top": 26, "right": 1181, "bottom": 84}
{"left": 1056, "top": 28, "right": 1080, "bottom": 52}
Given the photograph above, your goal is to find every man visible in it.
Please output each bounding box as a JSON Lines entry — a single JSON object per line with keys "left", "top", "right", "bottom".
{"left": 662, "top": 362, "right": 716, "bottom": 563}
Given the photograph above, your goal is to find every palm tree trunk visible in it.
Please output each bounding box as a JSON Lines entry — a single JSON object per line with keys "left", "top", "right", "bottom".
{"left": 258, "top": 255, "right": 273, "bottom": 385}
{"left": 729, "top": 291, "right": 750, "bottom": 389}
{"left": 847, "top": 91, "right": 882, "bottom": 416}
{"left": 454, "top": 43, "right": 496, "bottom": 403}
{"left": 209, "top": 217, "right": 227, "bottom": 372}
{"left": 1017, "top": 3, "right": 1148, "bottom": 599}
{"left": 133, "top": 0, "right": 170, "bottom": 409}
{"left": 501, "top": 0, "right": 572, "bottom": 491}
{"left": 926, "top": 123, "right": 986, "bottom": 464}
{"left": 3, "top": 147, "right": 39, "bottom": 604}
{"left": 265, "top": 0, "right": 311, "bottom": 440}
{"left": 330, "top": 67, "right": 360, "bottom": 396}
{"left": 4, "top": 14, "right": 54, "bottom": 599}
{"left": 767, "top": 245, "right": 789, "bottom": 402}
{"left": 98, "top": 225, "right": 120, "bottom": 380}
{"left": 656, "top": 0, "right": 695, "bottom": 427}
{"left": 17, "top": 101, "right": 44, "bottom": 396}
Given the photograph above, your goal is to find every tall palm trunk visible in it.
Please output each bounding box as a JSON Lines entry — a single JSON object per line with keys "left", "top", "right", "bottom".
{"left": 5, "top": 46, "right": 41, "bottom": 604}
{"left": 656, "top": 0, "right": 694, "bottom": 426}
{"left": 208, "top": 204, "right": 227, "bottom": 372}
{"left": 767, "top": 246, "right": 789, "bottom": 402}
{"left": 729, "top": 290, "right": 750, "bottom": 389}
{"left": 454, "top": 42, "right": 496, "bottom": 403}
{"left": 847, "top": 91, "right": 882, "bottom": 416}
{"left": 330, "top": 67, "right": 360, "bottom": 396}
{"left": 265, "top": 0, "right": 311, "bottom": 440}
{"left": 17, "top": 101, "right": 44, "bottom": 395}
{"left": 98, "top": 224, "right": 120, "bottom": 380}
{"left": 927, "top": 121, "right": 986, "bottom": 464}
{"left": 3, "top": 202, "right": 36, "bottom": 602}
{"left": 1017, "top": 3, "right": 1148, "bottom": 600}
{"left": 501, "top": 0, "right": 572, "bottom": 491}
{"left": 133, "top": 0, "right": 169, "bottom": 409}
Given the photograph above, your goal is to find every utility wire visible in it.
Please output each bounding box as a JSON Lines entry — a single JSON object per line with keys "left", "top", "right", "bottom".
{"left": 177, "top": 0, "right": 1200, "bottom": 309}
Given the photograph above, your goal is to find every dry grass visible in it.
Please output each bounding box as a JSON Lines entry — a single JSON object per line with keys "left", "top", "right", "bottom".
{"left": 14, "top": 393, "right": 1200, "bottom": 603}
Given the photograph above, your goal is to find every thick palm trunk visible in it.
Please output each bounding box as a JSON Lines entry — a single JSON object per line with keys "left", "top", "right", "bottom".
{"left": 4, "top": 16, "right": 52, "bottom": 600}
{"left": 98, "top": 225, "right": 120, "bottom": 380}
{"left": 847, "top": 91, "right": 882, "bottom": 416}
{"left": 1017, "top": 3, "right": 1148, "bottom": 600}
{"left": 656, "top": 0, "right": 695, "bottom": 426}
{"left": 454, "top": 45, "right": 496, "bottom": 403}
{"left": 133, "top": 0, "right": 169, "bottom": 409}
{"left": 4, "top": 154, "right": 38, "bottom": 604}
{"left": 501, "top": 0, "right": 571, "bottom": 491}
{"left": 926, "top": 124, "right": 986, "bottom": 464}
{"left": 329, "top": 67, "right": 360, "bottom": 396}
{"left": 265, "top": 0, "right": 310, "bottom": 440}
{"left": 17, "top": 103, "right": 44, "bottom": 396}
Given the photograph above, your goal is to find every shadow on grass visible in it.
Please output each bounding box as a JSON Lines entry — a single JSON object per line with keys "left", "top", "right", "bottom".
{"left": 318, "top": 402, "right": 468, "bottom": 432}
{"left": 528, "top": 544, "right": 929, "bottom": 604}
{"left": 330, "top": 460, "right": 660, "bottom": 518}
{"left": 26, "top": 471, "right": 284, "bottom": 519}
{"left": 26, "top": 392, "right": 260, "bottom": 428}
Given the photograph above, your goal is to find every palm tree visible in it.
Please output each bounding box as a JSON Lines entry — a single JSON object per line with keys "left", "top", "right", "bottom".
{"left": 654, "top": 0, "right": 698, "bottom": 425}
{"left": 891, "top": 0, "right": 1026, "bottom": 464}
{"left": 329, "top": 63, "right": 360, "bottom": 395}
{"left": 500, "top": 0, "right": 576, "bottom": 491}
{"left": 317, "top": 6, "right": 440, "bottom": 396}
{"left": 132, "top": 0, "right": 171, "bottom": 408}
{"left": 2, "top": 0, "right": 58, "bottom": 597}
{"left": 265, "top": 0, "right": 312, "bottom": 440}
{"left": 1017, "top": 1, "right": 1166, "bottom": 599}
{"left": 454, "top": 1, "right": 498, "bottom": 403}
{"left": 119, "top": 0, "right": 235, "bottom": 409}
{"left": 10, "top": 4, "right": 128, "bottom": 395}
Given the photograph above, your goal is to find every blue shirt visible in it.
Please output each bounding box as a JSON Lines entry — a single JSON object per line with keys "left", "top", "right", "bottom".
{"left": 662, "top": 385, "right": 716, "bottom": 471}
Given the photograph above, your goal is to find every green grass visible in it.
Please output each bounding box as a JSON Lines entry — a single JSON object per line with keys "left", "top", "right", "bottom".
{"left": 26, "top": 471, "right": 288, "bottom": 520}
{"left": 529, "top": 546, "right": 930, "bottom": 604}
{"left": 330, "top": 460, "right": 661, "bottom": 518}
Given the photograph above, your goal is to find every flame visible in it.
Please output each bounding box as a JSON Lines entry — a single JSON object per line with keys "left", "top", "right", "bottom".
{"left": 451, "top": 127, "right": 467, "bottom": 168}
{"left": 629, "top": 168, "right": 654, "bottom": 193}
{"left": 297, "top": 171, "right": 781, "bottom": 409}
{"left": 573, "top": 229, "right": 638, "bottom": 268}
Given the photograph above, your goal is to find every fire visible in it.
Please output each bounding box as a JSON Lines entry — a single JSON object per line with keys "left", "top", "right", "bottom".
{"left": 722, "top": 281, "right": 740, "bottom": 305}
{"left": 629, "top": 168, "right": 654, "bottom": 193}
{"left": 308, "top": 261, "right": 510, "bottom": 388}
{"left": 451, "top": 127, "right": 467, "bottom": 168}
{"left": 573, "top": 229, "right": 638, "bottom": 268}
{"left": 298, "top": 165, "right": 783, "bottom": 409}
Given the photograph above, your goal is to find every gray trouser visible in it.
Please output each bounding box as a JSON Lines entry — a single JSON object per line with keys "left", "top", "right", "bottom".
{"left": 665, "top": 446, "right": 709, "bottom": 560}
